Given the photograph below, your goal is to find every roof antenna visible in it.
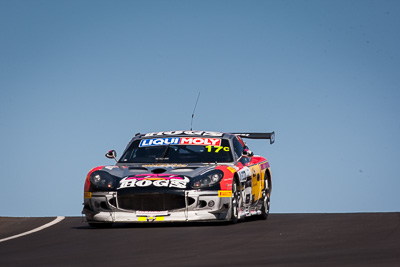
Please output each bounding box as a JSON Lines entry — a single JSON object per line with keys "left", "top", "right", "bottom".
{"left": 190, "top": 92, "right": 200, "bottom": 131}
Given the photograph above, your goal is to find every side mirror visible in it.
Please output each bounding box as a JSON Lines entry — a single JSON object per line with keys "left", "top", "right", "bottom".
{"left": 242, "top": 147, "right": 254, "bottom": 157}
{"left": 105, "top": 150, "right": 117, "bottom": 162}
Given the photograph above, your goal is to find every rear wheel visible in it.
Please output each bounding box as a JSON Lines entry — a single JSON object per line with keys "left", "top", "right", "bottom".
{"left": 230, "top": 180, "right": 239, "bottom": 223}
{"left": 259, "top": 178, "right": 270, "bottom": 220}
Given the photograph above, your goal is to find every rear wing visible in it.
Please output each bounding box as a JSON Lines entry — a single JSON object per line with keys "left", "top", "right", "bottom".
{"left": 232, "top": 131, "right": 275, "bottom": 144}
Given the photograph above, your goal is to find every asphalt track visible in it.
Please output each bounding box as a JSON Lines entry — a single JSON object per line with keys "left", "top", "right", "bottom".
{"left": 0, "top": 213, "right": 399, "bottom": 266}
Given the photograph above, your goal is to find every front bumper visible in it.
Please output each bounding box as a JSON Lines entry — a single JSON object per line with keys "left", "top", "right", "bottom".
{"left": 82, "top": 190, "right": 232, "bottom": 223}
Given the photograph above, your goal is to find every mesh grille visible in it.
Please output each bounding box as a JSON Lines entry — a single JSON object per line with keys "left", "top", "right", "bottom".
{"left": 117, "top": 193, "right": 195, "bottom": 211}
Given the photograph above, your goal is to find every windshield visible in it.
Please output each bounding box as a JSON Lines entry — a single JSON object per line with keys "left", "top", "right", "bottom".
{"left": 119, "top": 137, "right": 233, "bottom": 163}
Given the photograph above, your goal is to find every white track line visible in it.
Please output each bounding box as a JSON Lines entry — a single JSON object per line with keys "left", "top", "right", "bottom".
{"left": 0, "top": 216, "right": 65, "bottom": 243}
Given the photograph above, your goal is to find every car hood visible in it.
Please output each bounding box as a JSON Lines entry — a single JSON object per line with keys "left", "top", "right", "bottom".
{"left": 99, "top": 163, "right": 228, "bottom": 179}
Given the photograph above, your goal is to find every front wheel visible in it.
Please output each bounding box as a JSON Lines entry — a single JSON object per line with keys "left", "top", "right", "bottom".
{"left": 230, "top": 180, "right": 240, "bottom": 223}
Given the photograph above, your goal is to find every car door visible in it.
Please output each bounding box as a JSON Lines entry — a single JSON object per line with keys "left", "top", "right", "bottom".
{"left": 248, "top": 160, "right": 262, "bottom": 203}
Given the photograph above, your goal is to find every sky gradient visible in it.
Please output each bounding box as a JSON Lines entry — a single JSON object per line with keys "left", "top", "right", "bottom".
{"left": 1, "top": 0, "right": 399, "bottom": 216}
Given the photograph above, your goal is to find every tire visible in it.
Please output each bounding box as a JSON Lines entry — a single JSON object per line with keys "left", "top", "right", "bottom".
{"left": 230, "top": 179, "right": 240, "bottom": 223}
{"left": 88, "top": 222, "right": 113, "bottom": 228}
{"left": 259, "top": 178, "right": 270, "bottom": 220}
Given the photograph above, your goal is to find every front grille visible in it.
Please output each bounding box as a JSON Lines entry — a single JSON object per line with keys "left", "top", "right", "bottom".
{"left": 117, "top": 193, "right": 195, "bottom": 211}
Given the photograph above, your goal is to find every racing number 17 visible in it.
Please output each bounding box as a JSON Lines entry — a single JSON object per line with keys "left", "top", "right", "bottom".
{"left": 205, "top": 146, "right": 230, "bottom": 153}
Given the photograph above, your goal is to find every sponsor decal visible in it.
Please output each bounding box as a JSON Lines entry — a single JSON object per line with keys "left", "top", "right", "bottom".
{"left": 139, "top": 137, "right": 221, "bottom": 147}
{"left": 144, "top": 131, "right": 223, "bottom": 137}
{"left": 238, "top": 167, "right": 252, "bottom": 182}
{"left": 119, "top": 174, "right": 190, "bottom": 189}
{"left": 180, "top": 137, "right": 221, "bottom": 146}
{"left": 218, "top": 190, "right": 232, "bottom": 197}
{"left": 84, "top": 192, "right": 92, "bottom": 199}
{"left": 204, "top": 145, "right": 229, "bottom": 153}
{"left": 142, "top": 164, "right": 188, "bottom": 167}
{"left": 136, "top": 211, "right": 169, "bottom": 216}
{"left": 138, "top": 216, "right": 164, "bottom": 222}
{"left": 139, "top": 137, "right": 180, "bottom": 147}
{"left": 250, "top": 209, "right": 260, "bottom": 215}
{"left": 236, "top": 133, "right": 250, "bottom": 137}
{"left": 227, "top": 167, "right": 236, "bottom": 173}
{"left": 260, "top": 162, "right": 270, "bottom": 170}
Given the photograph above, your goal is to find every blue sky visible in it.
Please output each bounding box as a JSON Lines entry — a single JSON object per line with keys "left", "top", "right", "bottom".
{"left": 1, "top": 0, "right": 399, "bottom": 216}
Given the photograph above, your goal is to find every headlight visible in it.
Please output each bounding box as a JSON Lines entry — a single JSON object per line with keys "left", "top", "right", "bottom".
{"left": 89, "top": 171, "right": 116, "bottom": 191}
{"left": 192, "top": 170, "right": 224, "bottom": 189}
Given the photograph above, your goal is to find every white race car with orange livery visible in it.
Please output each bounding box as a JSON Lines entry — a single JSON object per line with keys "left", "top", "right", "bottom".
{"left": 82, "top": 130, "right": 275, "bottom": 227}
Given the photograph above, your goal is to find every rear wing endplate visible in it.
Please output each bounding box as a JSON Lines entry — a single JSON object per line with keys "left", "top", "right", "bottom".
{"left": 232, "top": 131, "right": 275, "bottom": 144}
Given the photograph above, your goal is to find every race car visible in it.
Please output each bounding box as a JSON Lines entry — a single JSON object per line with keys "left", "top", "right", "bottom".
{"left": 82, "top": 130, "right": 275, "bottom": 227}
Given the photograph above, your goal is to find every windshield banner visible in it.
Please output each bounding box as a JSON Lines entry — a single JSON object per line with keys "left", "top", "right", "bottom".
{"left": 139, "top": 137, "right": 221, "bottom": 147}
